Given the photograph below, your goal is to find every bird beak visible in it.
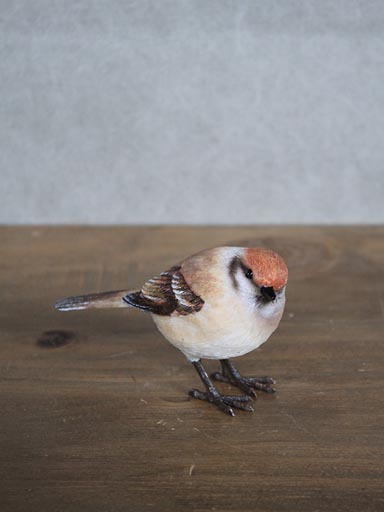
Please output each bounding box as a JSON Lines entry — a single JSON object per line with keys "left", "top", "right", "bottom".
{"left": 260, "top": 286, "right": 276, "bottom": 302}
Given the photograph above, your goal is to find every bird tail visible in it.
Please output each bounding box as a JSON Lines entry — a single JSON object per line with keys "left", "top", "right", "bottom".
{"left": 55, "top": 290, "right": 135, "bottom": 311}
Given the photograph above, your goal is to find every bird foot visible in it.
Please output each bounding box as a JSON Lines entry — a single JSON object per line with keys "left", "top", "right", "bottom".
{"left": 211, "top": 371, "right": 276, "bottom": 397}
{"left": 189, "top": 388, "right": 254, "bottom": 416}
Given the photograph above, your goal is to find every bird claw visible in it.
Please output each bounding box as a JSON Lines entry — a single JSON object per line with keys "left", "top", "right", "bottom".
{"left": 246, "top": 376, "right": 276, "bottom": 393}
{"left": 211, "top": 371, "right": 276, "bottom": 396}
{"left": 189, "top": 389, "right": 254, "bottom": 416}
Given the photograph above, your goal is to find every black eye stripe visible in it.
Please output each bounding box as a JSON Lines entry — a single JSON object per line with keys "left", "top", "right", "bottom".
{"left": 229, "top": 256, "right": 240, "bottom": 289}
{"left": 228, "top": 257, "right": 255, "bottom": 288}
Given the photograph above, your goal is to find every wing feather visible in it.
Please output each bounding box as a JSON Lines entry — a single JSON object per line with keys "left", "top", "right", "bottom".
{"left": 123, "top": 265, "right": 204, "bottom": 316}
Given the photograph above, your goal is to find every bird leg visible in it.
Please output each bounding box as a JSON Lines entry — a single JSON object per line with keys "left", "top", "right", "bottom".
{"left": 211, "top": 359, "right": 276, "bottom": 397}
{"left": 189, "top": 360, "right": 254, "bottom": 416}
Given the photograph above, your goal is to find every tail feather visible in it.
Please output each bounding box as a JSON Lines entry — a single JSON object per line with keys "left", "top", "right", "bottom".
{"left": 55, "top": 290, "right": 135, "bottom": 311}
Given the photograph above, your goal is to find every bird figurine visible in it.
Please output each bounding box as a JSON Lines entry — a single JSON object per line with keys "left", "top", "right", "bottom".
{"left": 55, "top": 246, "right": 288, "bottom": 416}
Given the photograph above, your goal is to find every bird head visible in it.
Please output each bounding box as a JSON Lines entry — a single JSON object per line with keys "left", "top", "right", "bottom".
{"left": 229, "top": 247, "right": 288, "bottom": 306}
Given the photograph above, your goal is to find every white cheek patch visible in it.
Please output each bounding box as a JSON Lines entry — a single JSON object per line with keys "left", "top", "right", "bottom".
{"left": 235, "top": 270, "right": 259, "bottom": 310}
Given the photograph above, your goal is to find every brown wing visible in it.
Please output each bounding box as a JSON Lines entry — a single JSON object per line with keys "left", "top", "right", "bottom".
{"left": 123, "top": 266, "right": 204, "bottom": 316}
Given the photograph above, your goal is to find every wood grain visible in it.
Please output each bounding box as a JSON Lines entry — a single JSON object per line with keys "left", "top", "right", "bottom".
{"left": 1, "top": 226, "right": 383, "bottom": 512}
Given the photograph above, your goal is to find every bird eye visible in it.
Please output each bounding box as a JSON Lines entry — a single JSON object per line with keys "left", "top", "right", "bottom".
{"left": 245, "top": 269, "right": 253, "bottom": 279}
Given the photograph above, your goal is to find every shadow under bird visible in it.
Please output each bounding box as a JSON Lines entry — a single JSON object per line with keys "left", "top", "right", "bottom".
{"left": 55, "top": 246, "right": 288, "bottom": 416}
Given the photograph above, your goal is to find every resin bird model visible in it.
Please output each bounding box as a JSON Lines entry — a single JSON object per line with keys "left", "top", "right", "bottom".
{"left": 55, "top": 246, "right": 288, "bottom": 416}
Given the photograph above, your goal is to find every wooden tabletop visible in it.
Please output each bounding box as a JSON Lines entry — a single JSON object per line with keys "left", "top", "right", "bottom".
{"left": 1, "top": 226, "right": 383, "bottom": 512}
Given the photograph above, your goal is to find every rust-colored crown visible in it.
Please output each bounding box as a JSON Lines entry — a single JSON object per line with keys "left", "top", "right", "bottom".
{"left": 244, "top": 248, "right": 288, "bottom": 291}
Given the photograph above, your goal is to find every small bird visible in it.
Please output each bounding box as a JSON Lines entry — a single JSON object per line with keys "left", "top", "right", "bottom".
{"left": 55, "top": 246, "right": 288, "bottom": 416}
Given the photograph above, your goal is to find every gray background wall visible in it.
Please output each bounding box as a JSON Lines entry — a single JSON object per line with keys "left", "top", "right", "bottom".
{"left": 1, "top": 0, "right": 383, "bottom": 224}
